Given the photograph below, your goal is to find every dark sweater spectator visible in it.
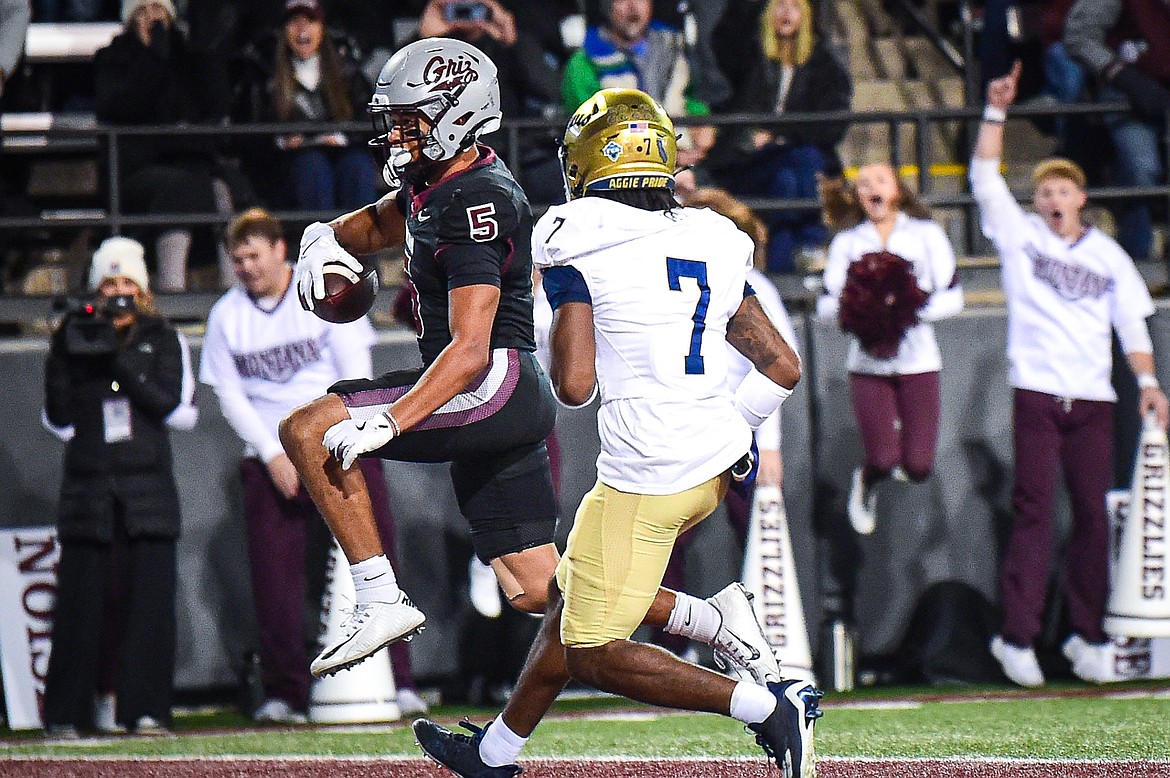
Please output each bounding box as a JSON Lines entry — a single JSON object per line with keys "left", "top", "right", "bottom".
{"left": 1064, "top": 0, "right": 1170, "bottom": 261}
{"left": 705, "top": 0, "right": 852, "bottom": 272}
{"left": 95, "top": 0, "right": 241, "bottom": 291}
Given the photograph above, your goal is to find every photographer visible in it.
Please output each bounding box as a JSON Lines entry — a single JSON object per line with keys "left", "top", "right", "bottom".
{"left": 41, "top": 237, "right": 187, "bottom": 737}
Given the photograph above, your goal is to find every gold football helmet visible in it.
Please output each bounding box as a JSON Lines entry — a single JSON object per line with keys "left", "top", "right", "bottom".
{"left": 560, "top": 88, "right": 677, "bottom": 200}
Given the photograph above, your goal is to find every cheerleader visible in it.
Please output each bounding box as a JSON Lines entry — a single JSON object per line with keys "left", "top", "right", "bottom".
{"left": 817, "top": 163, "right": 964, "bottom": 533}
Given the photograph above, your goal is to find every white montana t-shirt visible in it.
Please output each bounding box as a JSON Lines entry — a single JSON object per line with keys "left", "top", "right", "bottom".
{"left": 970, "top": 157, "right": 1154, "bottom": 401}
{"left": 200, "top": 283, "right": 376, "bottom": 461}
{"left": 533, "top": 197, "right": 755, "bottom": 495}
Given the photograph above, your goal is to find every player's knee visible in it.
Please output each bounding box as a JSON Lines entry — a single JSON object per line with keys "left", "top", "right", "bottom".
{"left": 278, "top": 399, "right": 332, "bottom": 454}
{"left": 277, "top": 406, "right": 314, "bottom": 454}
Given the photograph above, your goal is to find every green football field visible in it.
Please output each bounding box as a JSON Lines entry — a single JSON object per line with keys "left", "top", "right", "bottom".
{"left": 3, "top": 682, "right": 1168, "bottom": 761}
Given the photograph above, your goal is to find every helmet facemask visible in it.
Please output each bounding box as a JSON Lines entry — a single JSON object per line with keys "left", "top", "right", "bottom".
{"left": 369, "top": 98, "right": 450, "bottom": 190}
{"left": 367, "top": 38, "right": 503, "bottom": 190}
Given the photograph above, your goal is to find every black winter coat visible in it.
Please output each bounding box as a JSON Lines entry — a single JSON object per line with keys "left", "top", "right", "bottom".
{"left": 94, "top": 27, "right": 232, "bottom": 175}
{"left": 44, "top": 314, "right": 184, "bottom": 542}
{"left": 706, "top": 40, "right": 853, "bottom": 177}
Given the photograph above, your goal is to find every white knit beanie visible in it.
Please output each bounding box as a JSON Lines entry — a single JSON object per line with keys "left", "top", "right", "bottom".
{"left": 121, "top": 0, "right": 177, "bottom": 23}
{"left": 89, "top": 237, "right": 150, "bottom": 292}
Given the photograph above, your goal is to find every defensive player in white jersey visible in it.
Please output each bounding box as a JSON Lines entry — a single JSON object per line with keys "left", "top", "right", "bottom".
{"left": 414, "top": 89, "right": 823, "bottom": 778}
{"left": 816, "top": 164, "right": 964, "bottom": 534}
{"left": 199, "top": 208, "right": 425, "bottom": 720}
{"left": 971, "top": 62, "right": 1169, "bottom": 687}
{"left": 651, "top": 187, "right": 800, "bottom": 659}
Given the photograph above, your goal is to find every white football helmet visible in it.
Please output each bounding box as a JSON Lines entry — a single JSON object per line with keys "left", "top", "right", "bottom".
{"left": 369, "top": 37, "right": 502, "bottom": 189}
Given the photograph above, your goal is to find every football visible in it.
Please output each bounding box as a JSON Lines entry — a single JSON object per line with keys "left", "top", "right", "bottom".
{"left": 313, "top": 265, "right": 379, "bottom": 324}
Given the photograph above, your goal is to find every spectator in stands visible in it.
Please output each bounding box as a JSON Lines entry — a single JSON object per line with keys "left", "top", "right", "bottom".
{"left": 562, "top": 0, "right": 716, "bottom": 180}
{"left": 41, "top": 237, "right": 190, "bottom": 736}
{"left": 415, "top": 0, "right": 566, "bottom": 205}
{"left": 972, "top": 63, "right": 1169, "bottom": 686}
{"left": 199, "top": 208, "right": 428, "bottom": 722}
{"left": 94, "top": 0, "right": 242, "bottom": 292}
{"left": 704, "top": 0, "right": 852, "bottom": 272}
{"left": 1036, "top": 0, "right": 1090, "bottom": 160}
{"left": 652, "top": 187, "right": 800, "bottom": 657}
{"left": 1065, "top": 0, "right": 1170, "bottom": 263}
{"left": 816, "top": 164, "right": 964, "bottom": 536}
{"left": 265, "top": 0, "right": 377, "bottom": 212}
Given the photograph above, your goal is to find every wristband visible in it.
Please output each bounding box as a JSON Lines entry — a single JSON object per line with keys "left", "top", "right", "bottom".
{"left": 734, "top": 369, "right": 794, "bottom": 430}
{"left": 982, "top": 105, "right": 1007, "bottom": 124}
{"left": 1137, "top": 374, "right": 1160, "bottom": 390}
{"left": 385, "top": 410, "right": 402, "bottom": 438}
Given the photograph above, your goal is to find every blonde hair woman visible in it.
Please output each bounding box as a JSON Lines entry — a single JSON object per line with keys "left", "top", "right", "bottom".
{"left": 704, "top": 0, "right": 852, "bottom": 272}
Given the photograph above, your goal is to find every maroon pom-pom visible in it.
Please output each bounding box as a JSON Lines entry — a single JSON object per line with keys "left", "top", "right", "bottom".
{"left": 837, "top": 251, "right": 929, "bottom": 359}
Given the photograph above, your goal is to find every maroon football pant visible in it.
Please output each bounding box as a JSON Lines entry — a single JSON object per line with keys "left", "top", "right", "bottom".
{"left": 999, "top": 389, "right": 1113, "bottom": 647}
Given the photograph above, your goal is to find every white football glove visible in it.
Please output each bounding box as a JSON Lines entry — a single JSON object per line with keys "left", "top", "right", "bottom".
{"left": 323, "top": 414, "right": 396, "bottom": 470}
{"left": 296, "top": 222, "right": 364, "bottom": 312}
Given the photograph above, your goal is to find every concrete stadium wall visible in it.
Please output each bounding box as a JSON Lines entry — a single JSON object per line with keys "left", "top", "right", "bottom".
{"left": 2, "top": 306, "right": 1166, "bottom": 690}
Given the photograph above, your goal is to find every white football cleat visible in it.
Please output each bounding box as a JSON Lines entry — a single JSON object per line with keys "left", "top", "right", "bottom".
{"left": 311, "top": 593, "right": 425, "bottom": 678}
{"left": 708, "top": 582, "right": 783, "bottom": 684}
{"left": 990, "top": 635, "right": 1045, "bottom": 687}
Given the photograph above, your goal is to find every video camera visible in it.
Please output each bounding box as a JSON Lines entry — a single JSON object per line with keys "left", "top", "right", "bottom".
{"left": 53, "top": 294, "right": 136, "bottom": 356}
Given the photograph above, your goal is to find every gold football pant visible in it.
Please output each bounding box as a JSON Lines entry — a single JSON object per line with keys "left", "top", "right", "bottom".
{"left": 556, "top": 474, "right": 729, "bottom": 648}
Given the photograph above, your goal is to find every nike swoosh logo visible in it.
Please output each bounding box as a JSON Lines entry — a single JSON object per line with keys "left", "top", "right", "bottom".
{"left": 317, "top": 628, "right": 361, "bottom": 660}
{"left": 416, "top": 211, "right": 431, "bottom": 222}
{"left": 683, "top": 606, "right": 693, "bottom": 628}
{"left": 363, "top": 572, "right": 385, "bottom": 582}
{"left": 727, "top": 629, "right": 762, "bottom": 661}
{"left": 355, "top": 421, "right": 367, "bottom": 431}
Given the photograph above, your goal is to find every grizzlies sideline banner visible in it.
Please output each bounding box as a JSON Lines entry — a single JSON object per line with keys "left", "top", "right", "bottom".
{"left": 742, "top": 485, "right": 815, "bottom": 681}
{"left": 0, "top": 527, "right": 58, "bottom": 730}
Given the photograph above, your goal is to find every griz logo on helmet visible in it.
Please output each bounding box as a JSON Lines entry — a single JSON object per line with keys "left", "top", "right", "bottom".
{"left": 420, "top": 55, "right": 479, "bottom": 94}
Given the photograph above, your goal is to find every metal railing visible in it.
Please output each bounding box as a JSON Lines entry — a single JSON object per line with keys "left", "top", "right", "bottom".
{"left": 2, "top": 102, "right": 1169, "bottom": 253}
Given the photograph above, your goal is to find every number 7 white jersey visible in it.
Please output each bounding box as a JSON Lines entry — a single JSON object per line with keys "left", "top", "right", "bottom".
{"left": 533, "top": 196, "right": 755, "bottom": 494}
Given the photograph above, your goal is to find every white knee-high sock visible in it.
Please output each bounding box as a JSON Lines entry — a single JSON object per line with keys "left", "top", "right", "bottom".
{"left": 729, "top": 681, "right": 777, "bottom": 724}
{"left": 664, "top": 592, "right": 721, "bottom": 644}
{"left": 350, "top": 554, "right": 401, "bottom": 603}
{"left": 479, "top": 716, "right": 527, "bottom": 767}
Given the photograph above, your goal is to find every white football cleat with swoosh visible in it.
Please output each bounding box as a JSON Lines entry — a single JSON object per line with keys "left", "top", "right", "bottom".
{"left": 310, "top": 593, "right": 425, "bottom": 678}
{"left": 709, "top": 582, "right": 783, "bottom": 684}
